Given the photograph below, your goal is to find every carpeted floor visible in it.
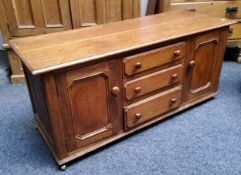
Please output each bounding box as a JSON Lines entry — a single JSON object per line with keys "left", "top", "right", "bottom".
{"left": 0, "top": 61, "right": 241, "bottom": 175}
{"left": 0, "top": 50, "right": 9, "bottom": 85}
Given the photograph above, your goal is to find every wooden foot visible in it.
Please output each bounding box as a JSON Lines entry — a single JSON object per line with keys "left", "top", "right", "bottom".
{"left": 11, "top": 75, "right": 25, "bottom": 84}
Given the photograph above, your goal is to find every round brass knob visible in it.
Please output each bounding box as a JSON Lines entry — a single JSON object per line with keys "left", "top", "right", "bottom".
{"left": 170, "top": 98, "right": 177, "bottom": 104}
{"left": 135, "top": 62, "right": 142, "bottom": 69}
{"left": 134, "top": 87, "right": 142, "bottom": 93}
{"left": 174, "top": 50, "right": 181, "bottom": 56}
{"left": 111, "top": 86, "right": 120, "bottom": 96}
{"left": 171, "top": 73, "right": 178, "bottom": 79}
{"left": 189, "top": 60, "right": 196, "bottom": 67}
{"left": 135, "top": 113, "right": 142, "bottom": 119}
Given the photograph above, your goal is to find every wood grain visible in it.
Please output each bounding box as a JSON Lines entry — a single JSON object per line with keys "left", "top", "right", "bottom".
{"left": 70, "top": 0, "right": 140, "bottom": 28}
{"left": 0, "top": 0, "right": 11, "bottom": 43}
{"left": 125, "top": 86, "right": 182, "bottom": 128}
{"left": 124, "top": 64, "right": 184, "bottom": 101}
{"left": 2, "top": 0, "right": 72, "bottom": 36}
{"left": 123, "top": 42, "right": 186, "bottom": 76}
{"left": 185, "top": 30, "right": 220, "bottom": 100}
{"left": 10, "top": 11, "right": 200, "bottom": 51}
{"left": 10, "top": 11, "right": 236, "bottom": 75}
{"left": 55, "top": 60, "right": 123, "bottom": 152}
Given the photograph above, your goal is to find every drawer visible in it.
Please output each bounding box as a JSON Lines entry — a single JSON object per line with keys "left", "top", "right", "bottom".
{"left": 123, "top": 42, "right": 186, "bottom": 76}
{"left": 228, "top": 22, "right": 241, "bottom": 39}
{"left": 171, "top": 0, "right": 211, "bottom": 2}
{"left": 124, "top": 64, "right": 184, "bottom": 101}
{"left": 124, "top": 86, "right": 182, "bottom": 129}
{"left": 170, "top": 1, "right": 241, "bottom": 19}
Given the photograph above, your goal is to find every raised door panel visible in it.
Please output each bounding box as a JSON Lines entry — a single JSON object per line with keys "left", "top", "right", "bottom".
{"left": 105, "top": 0, "right": 122, "bottom": 23}
{"left": 11, "top": 0, "right": 35, "bottom": 27}
{"left": 122, "top": 0, "right": 140, "bottom": 19}
{"left": 2, "top": 0, "right": 71, "bottom": 36}
{"left": 68, "top": 73, "right": 112, "bottom": 141}
{"left": 55, "top": 60, "right": 123, "bottom": 152}
{"left": 41, "top": 0, "right": 72, "bottom": 32}
{"left": 70, "top": 0, "right": 97, "bottom": 28}
{"left": 189, "top": 40, "right": 214, "bottom": 92}
{"left": 186, "top": 31, "right": 221, "bottom": 100}
{"left": 2, "top": 0, "right": 41, "bottom": 36}
{"left": 70, "top": 0, "right": 140, "bottom": 29}
{"left": 41, "top": 0, "right": 63, "bottom": 28}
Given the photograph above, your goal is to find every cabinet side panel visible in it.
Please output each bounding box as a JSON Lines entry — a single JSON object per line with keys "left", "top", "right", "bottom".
{"left": 23, "top": 66, "right": 53, "bottom": 144}
{"left": 212, "top": 27, "right": 229, "bottom": 92}
{"left": 43, "top": 74, "right": 68, "bottom": 160}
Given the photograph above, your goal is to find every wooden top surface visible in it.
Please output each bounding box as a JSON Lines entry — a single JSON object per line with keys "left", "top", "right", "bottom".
{"left": 10, "top": 11, "right": 235, "bottom": 75}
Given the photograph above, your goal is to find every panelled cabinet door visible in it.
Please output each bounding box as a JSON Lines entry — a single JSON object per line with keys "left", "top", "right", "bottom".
{"left": 2, "top": 0, "right": 72, "bottom": 36}
{"left": 70, "top": 0, "right": 140, "bottom": 28}
{"left": 186, "top": 31, "right": 225, "bottom": 100}
{"left": 55, "top": 60, "right": 123, "bottom": 153}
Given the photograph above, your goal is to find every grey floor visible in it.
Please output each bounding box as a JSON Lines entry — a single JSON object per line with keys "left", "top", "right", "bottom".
{"left": 0, "top": 50, "right": 9, "bottom": 85}
{"left": 0, "top": 33, "right": 9, "bottom": 86}
{"left": 0, "top": 61, "right": 241, "bottom": 175}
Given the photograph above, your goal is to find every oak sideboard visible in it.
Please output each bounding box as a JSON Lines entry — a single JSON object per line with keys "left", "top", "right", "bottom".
{"left": 10, "top": 11, "right": 235, "bottom": 170}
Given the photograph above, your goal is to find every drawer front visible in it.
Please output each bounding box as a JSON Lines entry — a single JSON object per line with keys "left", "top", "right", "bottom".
{"left": 171, "top": 0, "right": 211, "bottom": 2}
{"left": 124, "top": 64, "right": 184, "bottom": 101}
{"left": 123, "top": 42, "right": 186, "bottom": 76}
{"left": 170, "top": 1, "right": 241, "bottom": 19}
{"left": 125, "top": 86, "right": 182, "bottom": 129}
{"left": 228, "top": 22, "right": 241, "bottom": 39}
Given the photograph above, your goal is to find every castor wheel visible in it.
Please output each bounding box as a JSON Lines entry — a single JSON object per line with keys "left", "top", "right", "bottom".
{"left": 60, "top": 165, "right": 67, "bottom": 171}
{"left": 34, "top": 124, "right": 38, "bottom": 131}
